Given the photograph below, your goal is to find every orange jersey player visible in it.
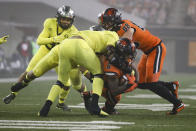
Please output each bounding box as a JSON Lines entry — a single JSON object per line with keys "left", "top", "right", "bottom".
{"left": 98, "top": 9, "right": 184, "bottom": 115}
{"left": 99, "top": 8, "right": 166, "bottom": 83}
{"left": 101, "top": 56, "right": 137, "bottom": 114}
{"left": 82, "top": 38, "right": 138, "bottom": 114}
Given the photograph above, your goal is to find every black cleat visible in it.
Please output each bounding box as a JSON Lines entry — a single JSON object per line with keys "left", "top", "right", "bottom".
{"left": 3, "top": 93, "right": 15, "bottom": 104}
{"left": 102, "top": 106, "right": 119, "bottom": 115}
{"left": 38, "top": 100, "right": 52, "bottom": 117}
{"left": 167, "top": 102, "right": 185, "bottom": 115}
{"left": 56, "top": 103, "right": 71, "bottom": 111}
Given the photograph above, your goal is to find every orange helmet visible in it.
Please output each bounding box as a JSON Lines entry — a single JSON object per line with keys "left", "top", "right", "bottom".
{"left": 115, "top": 38, "right": 137, "bottom": 60}
{"left": 98, "top": 8, "right": 122, "bottom": 31}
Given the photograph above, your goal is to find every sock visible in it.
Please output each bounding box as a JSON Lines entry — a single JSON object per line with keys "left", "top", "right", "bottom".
{"left": 90, "top": 94, "right": 100, "bottom": 115}
{"left": 148, "top": 83, "right": 181, "bottom": 106}
{"left": 58, "top": 88, "right": 70, "bottom": 104}
{"left": 47, "top": 85, "right": 61, "bottom": 103}
{"left": 11, "top": 82, "right": 28, "bottom": 92}
{"left": 45, "top": 100, "right": 52, "bottom": 106}
{"left": 92, "top": 78, "right": 104, "bottom": 96}
{"left": 158, "top": 81, "right": 175, "bottom": 92}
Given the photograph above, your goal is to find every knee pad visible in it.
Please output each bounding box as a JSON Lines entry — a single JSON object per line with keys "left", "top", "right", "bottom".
{"left": 56, "top": 80, "right": 70, "bottom": 91}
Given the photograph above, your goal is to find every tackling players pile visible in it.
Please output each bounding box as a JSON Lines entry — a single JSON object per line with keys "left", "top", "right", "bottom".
{"left": 2, "top": 6, "right": 185, "bottom": 117}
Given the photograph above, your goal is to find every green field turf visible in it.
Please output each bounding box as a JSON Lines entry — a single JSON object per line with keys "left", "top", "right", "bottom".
{"left": 0, "top": 73, "right": 196, "bottom": 131}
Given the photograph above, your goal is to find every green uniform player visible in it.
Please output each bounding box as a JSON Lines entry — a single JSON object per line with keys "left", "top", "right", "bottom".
{"left": 3, "top": 5, "right": 83, "bottom": 111}
{"left": 14, "top": 30, "right": 118, "bottom": 116}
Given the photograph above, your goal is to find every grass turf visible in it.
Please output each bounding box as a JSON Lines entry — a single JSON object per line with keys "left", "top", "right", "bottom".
{"left": 0, "top": 73, "right": 196, "bottom": 131}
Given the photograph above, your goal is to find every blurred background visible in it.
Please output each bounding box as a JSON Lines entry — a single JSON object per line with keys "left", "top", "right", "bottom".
{"left": 0, "top": 0, "right": 196, "bottom": 78}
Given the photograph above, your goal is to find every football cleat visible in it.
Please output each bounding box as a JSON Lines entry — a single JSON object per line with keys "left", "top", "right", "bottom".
{"left": 38, "top": 100, "right": 52, "bottom": 117}
{"left": 3, "top": 93, "right": 15, "bottom": 104}
{"left": 167, "top": 102, "right": 185, "bottom": 115}
{"left": 99, "top": 110, "right": 109, "bottom": 117}
{"left": 56, "top": 103, "right": 71, "bottom": 111}
{"left": 102, "top": 106, "right": 119, "bottom": 115}
{"left": 172, "top": 81, "right": 179, "bottom": 98}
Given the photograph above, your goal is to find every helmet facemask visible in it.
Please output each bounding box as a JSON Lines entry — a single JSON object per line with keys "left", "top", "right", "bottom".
{"left": 98, "top": 8, "right": 122, "bottom": 31}
{"left": 56, "top": 5, "right": 75, "bottom": 29}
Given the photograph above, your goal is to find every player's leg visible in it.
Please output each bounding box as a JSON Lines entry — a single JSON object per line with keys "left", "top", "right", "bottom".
{"left": 3, "top": 46, "right": 49, "bottom": 104}
{"left": 73, "top": 40, "right": 107, "bottom": 116}
{"left": 158, "top": 81, "right": 180, "bottom": 98}
{"left": 70, "top": 68, "right": 87, "bottom": 93}
{"left": 145, "top": 44, "right": 184, "bottom": 114}
{"left": 39, "top": 40, "right": 73, "bottom": 117}
{"left": 145, "top": 43, "right": 166, "bottom": 83}
{"left": 102, "top": 88, "right": 121, "bottom": 115}
{"left": 56, "top": 68, "right": 87, "bottom": 111}
{"left": 137, "top": 54, "right": 147, "bottom": 83}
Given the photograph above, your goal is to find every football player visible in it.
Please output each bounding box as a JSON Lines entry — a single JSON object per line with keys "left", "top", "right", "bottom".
{"left": 3, "top": 5, "right": 84, "bottom": 111}
{"left": 12, "top": 30, "right": 119, "bottom": 117}
{"left": 97, "top": 8, "right": 184, "bottom": 114}
{"left": 83, "top": 38, "right": 184, "bottom": 115}
{"left": 0, "top": 35, "right": 9, "bottom": 44}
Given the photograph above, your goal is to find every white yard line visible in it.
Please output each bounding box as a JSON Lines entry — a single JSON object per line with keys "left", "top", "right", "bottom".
{"left": 147, "top": 124, "right": 184, "bottom": 127}
{"left": 0, "top": 76, "right": 57, "bottom": 83}
{"left": 188, "top": 85, "right": 196, "bottom": 88}
{"left": 0, "top": 120, "right": 134, "bottom": 130}
{"left": 179, "top": 88, "right": 196, "bottom": 92}
{"left": 126, "top": 94, "right": 196, "bottom": 100}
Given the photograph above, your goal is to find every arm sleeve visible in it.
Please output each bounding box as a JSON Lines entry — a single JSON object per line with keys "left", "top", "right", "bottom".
{"left": 0, "top": 37, "right": 3, "bottom": 44}
{"left": 36, "top": 19, "right": 53, "bottom": 45}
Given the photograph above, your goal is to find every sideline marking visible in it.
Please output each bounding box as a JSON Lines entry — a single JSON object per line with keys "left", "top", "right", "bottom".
{"left": 0, "top": 120, "right": 134, "bottom": 130}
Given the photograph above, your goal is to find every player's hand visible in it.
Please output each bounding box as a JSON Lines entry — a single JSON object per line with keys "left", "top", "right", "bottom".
{"left": 0, "top": 35, "right": 9, "bottom": 44}
{"left": 52, "top": 35, "right": 65, "bottom": 44}
{"left": 123, "top": 74, "right": 137, "bottom": 93}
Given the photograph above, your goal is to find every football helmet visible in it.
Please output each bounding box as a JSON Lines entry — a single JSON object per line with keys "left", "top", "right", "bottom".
{"left": 89, "top": 25, "right": 105, "bottom": 31}
{"left": 115, "top": 38, "right": 137, "bottom": 60}
{"left": 98, "top": 8, "right": 122, "bottom": 30}
{"left": 56, "top": 5, "right": 75, "bottom": 29}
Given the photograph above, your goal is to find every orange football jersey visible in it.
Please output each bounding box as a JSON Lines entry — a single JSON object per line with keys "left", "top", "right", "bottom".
{"left": 117, "top": 20, "right": 161, "bottom": 53}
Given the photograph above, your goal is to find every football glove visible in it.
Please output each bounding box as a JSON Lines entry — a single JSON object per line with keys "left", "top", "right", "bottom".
{"left": 123, "top": 74, "right": 137, "bottom": 93}
{"left": 0, "top": 35, "right": 9, "bottom": 44}
{"left": 52, "top": 35, "right": 65, "bottom": 44}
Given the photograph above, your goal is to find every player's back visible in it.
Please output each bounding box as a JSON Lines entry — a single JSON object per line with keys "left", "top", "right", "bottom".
{"left": 78, "top": 30, "right": 119, "bottom": 54}
{"left": 117, "top": 20, "right": 161, "bottom": 53}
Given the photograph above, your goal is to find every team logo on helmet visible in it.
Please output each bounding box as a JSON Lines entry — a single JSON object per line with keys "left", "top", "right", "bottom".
{"left": 115, "top": 38, "right": 137, "bottom": 60}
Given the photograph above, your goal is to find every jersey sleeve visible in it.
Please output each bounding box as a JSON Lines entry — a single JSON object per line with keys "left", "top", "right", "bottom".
{"left": 36, "top": 19, "right": 53, "bottom": 45}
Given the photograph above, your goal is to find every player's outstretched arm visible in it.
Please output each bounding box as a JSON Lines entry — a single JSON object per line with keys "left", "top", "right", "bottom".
{"left": 0, "top": 35, "right": 9, "bottom": 44}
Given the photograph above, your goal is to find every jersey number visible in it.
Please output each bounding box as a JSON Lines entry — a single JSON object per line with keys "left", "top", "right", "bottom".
{"left": 123, "top": 23, "right": 130, "bottom": 32}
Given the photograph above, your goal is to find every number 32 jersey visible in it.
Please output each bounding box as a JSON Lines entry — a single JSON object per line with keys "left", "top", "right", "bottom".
{"left": 116, "top": 20, "right": 161, "bottom": 54}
